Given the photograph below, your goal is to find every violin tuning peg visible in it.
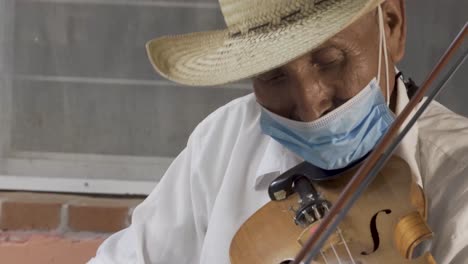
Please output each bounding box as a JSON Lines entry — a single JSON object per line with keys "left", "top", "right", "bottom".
{"left": 304, "top": 212, "right": 315, "bottom": 223}
{"left": 312, "top": 205, "right": 322, "bottom": 220}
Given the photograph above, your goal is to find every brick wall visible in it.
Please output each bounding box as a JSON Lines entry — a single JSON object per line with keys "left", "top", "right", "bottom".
{"left": 0, "top": 191, "right": 144, "bottom": 264}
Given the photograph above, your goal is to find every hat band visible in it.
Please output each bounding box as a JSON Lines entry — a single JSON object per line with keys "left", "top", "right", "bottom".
{"left": 228, "top": 0, "right": 332, "bottom": 38}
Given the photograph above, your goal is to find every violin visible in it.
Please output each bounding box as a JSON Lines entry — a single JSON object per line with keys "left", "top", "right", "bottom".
{"left": 229, "top": 23, "right": 467, "bottom": 264}
{"left": 230, "top": 156, "right": 434, "bottom": 263}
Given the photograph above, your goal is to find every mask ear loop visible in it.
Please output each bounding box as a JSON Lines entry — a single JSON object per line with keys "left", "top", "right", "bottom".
{"left": 377, "top": 5, "right": 391, "bottom": 106}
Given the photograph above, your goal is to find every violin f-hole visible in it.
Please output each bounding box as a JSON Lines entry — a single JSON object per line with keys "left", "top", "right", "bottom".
{"left": 361, "top": 209, "right": 392, "bottom": 255}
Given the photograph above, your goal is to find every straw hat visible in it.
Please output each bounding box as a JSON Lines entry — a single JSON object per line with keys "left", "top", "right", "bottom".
{"left": 146, "top": 0, "right": 384, "bottom": 86}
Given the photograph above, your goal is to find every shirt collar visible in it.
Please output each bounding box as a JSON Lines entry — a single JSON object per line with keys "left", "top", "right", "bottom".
{"left": 254, "top": 76, "right": 422, "bottom": 190}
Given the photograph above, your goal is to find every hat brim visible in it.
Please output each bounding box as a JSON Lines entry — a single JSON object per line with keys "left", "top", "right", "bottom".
{"left": 146, "top": 0, "right": 383, "bottom": 87}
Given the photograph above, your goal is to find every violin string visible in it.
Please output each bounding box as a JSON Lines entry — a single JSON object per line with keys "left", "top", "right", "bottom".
{"left": 313, "top": 207, "right": 332, "bottom": 264}
{"left": 322, "top": 203, "right": 356, "bottom": 264}
{"left": 320, "top": 251, "right": 330, "bottom": 264}
{"left": 329, "top": 242, "right": 343, "bottom": 264}
{"left": 315, "top": 214, "right": 339, "bottom": 264}
{"left": 337, "top": 227, "right": 356, "bottom": 264}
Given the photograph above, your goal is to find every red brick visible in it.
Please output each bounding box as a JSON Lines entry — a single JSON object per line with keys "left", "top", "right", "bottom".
{"left": 0, "top": 200, "right": 62, "bottom": 230}
{"left": 68, "top": 204, "right": 130, "bottom": 233}
{"left": 0, "top": 234, "right": 105, "bottom": 264}
{"left": 0, "top": 192, "right": 143, "bottom": 233}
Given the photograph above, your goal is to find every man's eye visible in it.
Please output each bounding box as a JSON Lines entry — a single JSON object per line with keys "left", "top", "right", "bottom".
{"left": 313, "top": 48, "right": 345, "bottom": 69}
{"left": 316, "top": 55, "right": 343, "bottom": 67}
{"left": 318, "top": 58, "right": 339, "bottom": 67}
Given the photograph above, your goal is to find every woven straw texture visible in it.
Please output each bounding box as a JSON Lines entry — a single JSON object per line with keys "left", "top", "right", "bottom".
{"left": 146, "top": 0, "right": 383, "bottom": 86}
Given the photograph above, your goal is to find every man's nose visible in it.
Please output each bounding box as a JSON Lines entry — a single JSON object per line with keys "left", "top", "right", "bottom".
{"left": 289, "top": 75, "right": 335, "bottom": 122}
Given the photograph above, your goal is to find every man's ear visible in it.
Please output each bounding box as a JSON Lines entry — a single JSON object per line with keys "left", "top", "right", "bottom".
{"left": 382, "top": 0, "right": 406, "bottom": 63}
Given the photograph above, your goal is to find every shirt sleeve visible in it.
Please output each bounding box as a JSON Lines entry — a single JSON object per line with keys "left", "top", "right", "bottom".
{"left": 422, "top": 152, "right": 468, "bottom": 264}
{"left": 417, "top": 101, "right": 468, "bottom": 264}
{"left": 88, "top": 133, "right": 207, "bottom": 264}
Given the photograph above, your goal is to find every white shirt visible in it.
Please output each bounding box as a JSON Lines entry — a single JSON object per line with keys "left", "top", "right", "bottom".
{"left": 89, "top": 80, "right": 468, "bottom": 264}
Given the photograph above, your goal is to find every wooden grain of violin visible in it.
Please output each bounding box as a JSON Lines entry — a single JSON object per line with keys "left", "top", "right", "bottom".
{"left": 230, "top": 23, "right": 467, "bottom": 264}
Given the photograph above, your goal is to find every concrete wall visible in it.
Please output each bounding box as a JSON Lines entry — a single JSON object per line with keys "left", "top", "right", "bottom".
{"left": 2, "top": 0, "right": 467, "bottom": 166}
{"left": 402, "top": 0, "right": 467, "bottom": 116}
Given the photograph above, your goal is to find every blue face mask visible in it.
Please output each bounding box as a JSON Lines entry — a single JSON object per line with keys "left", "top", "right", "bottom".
{"left": 260, "top": 78, "right": 395, "bottom": 170}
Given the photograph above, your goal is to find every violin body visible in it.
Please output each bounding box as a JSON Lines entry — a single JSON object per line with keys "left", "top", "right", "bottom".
{"left": 230, "top": 157, "right": 436, "bottom": 264}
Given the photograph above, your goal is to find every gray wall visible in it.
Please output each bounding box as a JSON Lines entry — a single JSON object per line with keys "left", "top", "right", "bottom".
{"left": 402, "top": 0, "right": 467, "bottom": 116}
{"left": 1, "top": 0, "right": 467, "bottom": 159}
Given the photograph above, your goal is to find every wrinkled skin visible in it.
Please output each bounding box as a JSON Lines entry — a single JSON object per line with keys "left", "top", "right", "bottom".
{"left": 253, "top": 0, "right": 406, "bottom": 121}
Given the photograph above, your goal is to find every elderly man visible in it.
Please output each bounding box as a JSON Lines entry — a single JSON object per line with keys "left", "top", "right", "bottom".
{"left": 89, "top": 0, "right": 468, "bottom": 263}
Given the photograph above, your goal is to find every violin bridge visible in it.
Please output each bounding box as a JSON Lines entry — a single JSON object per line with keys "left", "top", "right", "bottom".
{"left": 297, "top": 222, "right": 344, "bottom": 251}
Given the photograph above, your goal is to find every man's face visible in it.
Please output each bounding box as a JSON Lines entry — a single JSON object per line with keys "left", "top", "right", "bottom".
{"left": 253, "top": 2, "right": 405, "bottom": 122}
